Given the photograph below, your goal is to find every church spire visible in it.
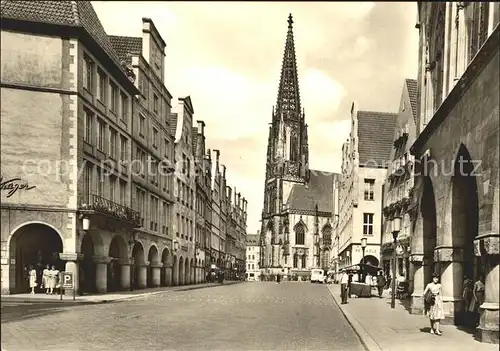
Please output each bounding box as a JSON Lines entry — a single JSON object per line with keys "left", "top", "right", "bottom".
{"left": 275, "top": 13, "right": 301, "bottom": 120}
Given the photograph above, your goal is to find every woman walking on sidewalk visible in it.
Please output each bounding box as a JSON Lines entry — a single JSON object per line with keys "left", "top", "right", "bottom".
{"left": 28, "top": 265, "right": 38, "bottom": 294}
{"left": 423, "top": 273, "right": 444, "bottom": 335}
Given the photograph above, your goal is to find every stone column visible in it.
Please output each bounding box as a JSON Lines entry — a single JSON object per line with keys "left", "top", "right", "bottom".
{"left": 137, "top": 264, "right": 147, "bottom": 289}
{"left": 93, "top": 256, "right": 111, "bottom": 294}
{"left": 118, "top": 258, "right": 132, "bottom": 290}
{"left": 410, "top": 253, "right": 425, "bottom": 314}
{"left": 434, "top": 246, "right": 464, "bottom": 324}
{"left": 150, "top": 263, "right": 162, "bottom": 287}
{"left": 475, "top": 233, "right": 499, "bottom": 344}
{"left": 59, "top": 253, "right": 83, "bottom": 295}
{"left": 164, "top": 263, "right": 172, "bottom": 286}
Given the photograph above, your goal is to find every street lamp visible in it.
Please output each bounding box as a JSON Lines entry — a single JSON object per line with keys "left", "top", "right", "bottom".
{"left": 391, "top": 217, "right": 402, "bottom": 309}
{"left": 360, "top": 237, "right": 367, "bottom": 282}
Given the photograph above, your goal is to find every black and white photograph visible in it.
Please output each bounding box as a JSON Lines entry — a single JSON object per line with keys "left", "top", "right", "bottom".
{"left": 0, "top": 1, "right": 499, "bottom": 350}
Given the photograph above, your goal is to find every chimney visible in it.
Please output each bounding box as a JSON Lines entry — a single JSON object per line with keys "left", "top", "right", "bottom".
{"left": 242, "top": 197, "right": 246, "bottom": 212}
{"left": 237, "top": 192, "right": 241, "bottom": 208}
{"left": 206, "top": 148, "right": 211, "bottom": 161}
{"left": 234, "top": 186, "right": 237, "bottom": 205}
{"left": 222, "top": 165, "right": 226, "bottom": 180}
{"left": 196, "top": 120, "right": 205, "bottom": 136}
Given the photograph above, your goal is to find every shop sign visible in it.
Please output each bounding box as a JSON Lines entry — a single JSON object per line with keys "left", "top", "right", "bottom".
{"left": 354, "top": 246, "right": 378, "bottom": 255}
{"left": 0, "top": 176, "right": 36, "bottom": 198}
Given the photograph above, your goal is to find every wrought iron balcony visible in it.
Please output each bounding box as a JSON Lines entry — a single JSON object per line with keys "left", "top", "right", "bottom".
{"left": 80, "top": 194, "right": 141, "bottom": 227}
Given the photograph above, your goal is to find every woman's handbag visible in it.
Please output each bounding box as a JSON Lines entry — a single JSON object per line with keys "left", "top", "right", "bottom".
{"left": 424, "top": 289, "right": 435, "bottom": 312}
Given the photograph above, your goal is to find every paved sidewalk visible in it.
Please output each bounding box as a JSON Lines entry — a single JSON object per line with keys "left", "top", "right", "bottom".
{"left": 327, "top": 284, "right": 497, "bottom": 351}
{"left": 1, "top": 280, "right": 242, "bottom": 304}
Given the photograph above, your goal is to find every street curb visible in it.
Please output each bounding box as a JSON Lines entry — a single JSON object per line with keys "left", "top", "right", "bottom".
{"left": 1, "top": 281, "right": 244, "bottom": 305}
{"left": 326, "top": 285, "right": 383, "bottom": 351}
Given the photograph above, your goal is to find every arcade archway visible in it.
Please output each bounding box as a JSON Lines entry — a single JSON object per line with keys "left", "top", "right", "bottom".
{"left": 422, "top": 175, "right": 437, "bottom": 284}
{"left": 161, "top": 249, "right": 169, "bottom": 286}
{"left": 451, "top": 145, "right": 479, "bottom": 284}
{"left": 185, "top": 258, "right": 190, "bottom": 285}
{"left": 9, "top": 223, "right": 63, "bottom": 294}
{"left": 108, "top": 235, "right": 128, "bottom": 292}
{"left": 172, "top": 255, "right": 178, "bottom": 286}
{"left": 190, "top": 258, "right": 195, "bottom": 284}
{"left": 147, "top": 245, "right": 159, "bottom": 288}
{"left": 81, "top": 233, "right": 96, "bottom": 294}
{"left": 131, "top": 242, "right": 145, "bottom": 289}
{"left": 178, "top": 257, "right": 184, "bottom": 285}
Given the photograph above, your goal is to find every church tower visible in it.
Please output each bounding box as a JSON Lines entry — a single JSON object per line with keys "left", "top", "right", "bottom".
{"left": 260, "top": 14, "right": 309, "bottom": 269}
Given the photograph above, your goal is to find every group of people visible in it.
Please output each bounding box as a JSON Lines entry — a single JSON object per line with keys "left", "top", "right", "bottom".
{"left": 339, "top": 270, "right": 387, "bottom": 304}
{"left": 27, "top": 264, "right": 61, "bottom": 295}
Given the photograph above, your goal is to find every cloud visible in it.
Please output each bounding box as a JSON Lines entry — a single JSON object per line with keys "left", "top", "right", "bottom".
{"left": 92, "top": 1, "right": 419, "bottom": 233}
{"left": 301, "top": 68, "right": 347, "bottom": 122}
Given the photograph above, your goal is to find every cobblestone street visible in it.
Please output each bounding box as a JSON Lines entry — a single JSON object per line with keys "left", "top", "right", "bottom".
{"left": 1, "top": 282, "right": 364, "bottom": 351}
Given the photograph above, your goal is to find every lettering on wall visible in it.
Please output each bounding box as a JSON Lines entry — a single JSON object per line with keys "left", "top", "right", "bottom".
{"left": 0, "top": 176, "right": 36, "bottom": 198}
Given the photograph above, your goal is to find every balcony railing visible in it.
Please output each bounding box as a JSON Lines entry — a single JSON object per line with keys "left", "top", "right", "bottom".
{"left": 80, "top": 194, "right": 141, "bottom": 227}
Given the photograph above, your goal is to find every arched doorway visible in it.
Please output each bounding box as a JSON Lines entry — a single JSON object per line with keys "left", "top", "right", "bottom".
{"left": 360, "top": 255, "right": 379, "bottom": 267}
{"left": 81, "top": 233, "right": 96, "bottom": 294}
{"left": 131, "top": 242, "right": 145, "bottom": 289}
{"left": 147, "top": 245, "right": 159, "bottom": 288}
{"left": 9, "top": 223, "right": 64, "bottom": 294}
{"left": 422, "top": 175, "right": 438, "bottom": 285}
{"left": 161, "top": 249, "right": 169, "bottom": 286}
{"left": 108, "top": 236, "right": 128, "bottom": 292}
{"left": 178, "top": 257, "right": 184, "bottom": 285}
{"left": 185, "top": 258, "right": 190, "bottom": 285}
{"left": 172, "top": 255, "right": 178, "bottom": 286}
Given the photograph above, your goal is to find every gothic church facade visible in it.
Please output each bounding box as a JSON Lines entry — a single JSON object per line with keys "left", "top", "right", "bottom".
{"left": 260, "top": 15, "right": 338, "bottom": 279}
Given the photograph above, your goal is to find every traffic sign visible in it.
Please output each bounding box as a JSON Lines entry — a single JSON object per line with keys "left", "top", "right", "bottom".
{"left": 61, "top": 272, "right": 73, "bottom": 289}
{"left": 60, "top": 271, "right": 76, "bottom": 301}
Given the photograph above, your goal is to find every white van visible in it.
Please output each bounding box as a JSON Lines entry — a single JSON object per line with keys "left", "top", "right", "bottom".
{"left": 310, "top": 269, "right": 326, "bottom": 283}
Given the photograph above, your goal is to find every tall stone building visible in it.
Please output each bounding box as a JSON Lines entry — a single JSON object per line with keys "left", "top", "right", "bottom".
{"left": 193, "top": 121, "right": 211, "bottom": 283}
{"left": 171, "top": 97, "right": 197, "bottom": 286}
{"left": 210, "top": 150, "right": 224, "bottom": 269}
{"left": 409, "top": 2, "right": 499, "bottom": 343}
{"left": 0, "top": 1, "right": 142, "bottom": 294}
{"left": 380, "top": 79, "right": 418, "bottom": 283}
{"left": 336, "top": 103, "right": 396, "bottom": 273}
{"left": 109, "top": 18, "right": 176, "bottom": 291}
{"left": 260, "top": 14, "right": 337, "bottom": 280}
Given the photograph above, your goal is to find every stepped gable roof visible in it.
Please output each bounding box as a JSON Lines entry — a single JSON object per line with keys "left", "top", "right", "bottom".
{"left": 109, "top": 35, "right": 143, "bottom": 65}
{"left": 405, "top": 78, "right": 418, "bottom": 123}
{"left": 0, "top": 0, "right": 137, "bottom": 92}
{"left": 246, "top": 235, "right": 260, "bottom": 245}
{"left": 357, "top": 111, "right": 397, "bottom": 167}
{"left": 286, "top": 170, "right": 334, "bottom": 213}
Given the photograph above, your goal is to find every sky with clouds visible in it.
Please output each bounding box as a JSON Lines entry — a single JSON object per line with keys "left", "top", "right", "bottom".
{"left": 92, "top": 1, "right": 419, "bottom": 234}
